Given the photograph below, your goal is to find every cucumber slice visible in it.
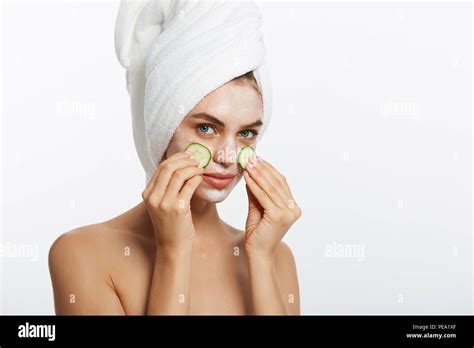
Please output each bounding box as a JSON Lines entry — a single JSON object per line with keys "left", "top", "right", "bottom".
{"left": 185, "top": 143, "right": 212, "bottom": 168}
{"left": 238, "top": 145, "right": 256, "bottom": 169}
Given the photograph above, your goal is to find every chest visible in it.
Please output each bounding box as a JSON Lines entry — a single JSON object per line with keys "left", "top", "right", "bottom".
{"left": 188, "top": 252, "right": 251, "bottom": 314}
{"left": 115, "top": 250, "right": 251, "bottom": 315}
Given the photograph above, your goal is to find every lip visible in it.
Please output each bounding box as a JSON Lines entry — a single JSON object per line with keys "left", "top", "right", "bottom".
{"left": 204, "top": 173, "right": 236, "bottom": 179}
{"left": 202, "top": 173, "right": 236, "bottom": 189}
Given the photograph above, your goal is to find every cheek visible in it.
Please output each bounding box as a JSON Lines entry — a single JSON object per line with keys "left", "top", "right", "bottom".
{"left": 165, "top": 128, "right": 195, "bottom": 158}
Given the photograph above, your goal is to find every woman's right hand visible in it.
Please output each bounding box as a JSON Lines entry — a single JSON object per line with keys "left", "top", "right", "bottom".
{"left": 142, "top": 151, "right": 204, "bottom": 252}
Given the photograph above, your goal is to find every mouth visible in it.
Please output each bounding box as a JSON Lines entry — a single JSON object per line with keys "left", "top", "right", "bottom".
{"left": 202, "top": 173, "right": 236, "bottom": 189}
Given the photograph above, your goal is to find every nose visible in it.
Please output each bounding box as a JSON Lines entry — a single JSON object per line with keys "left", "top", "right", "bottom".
{"left": 213, "top": 138, "right": 237, "bottom": 167}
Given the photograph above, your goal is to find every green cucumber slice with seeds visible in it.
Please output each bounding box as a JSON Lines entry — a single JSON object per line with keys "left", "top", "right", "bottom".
{"left": 185, "top": 143, "right": 212, "bottom": 168}
{"left": 238, "top": 145, "right": 256, "bottom": 170}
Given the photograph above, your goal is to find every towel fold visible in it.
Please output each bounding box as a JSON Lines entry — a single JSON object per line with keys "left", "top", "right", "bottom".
{"left": 115, "top": 0, "right": 272, "bottom": 183}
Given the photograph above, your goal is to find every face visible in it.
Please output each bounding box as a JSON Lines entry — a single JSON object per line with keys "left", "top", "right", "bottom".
{"left": 164, "top": 79, "right": 263, "bottom": 203}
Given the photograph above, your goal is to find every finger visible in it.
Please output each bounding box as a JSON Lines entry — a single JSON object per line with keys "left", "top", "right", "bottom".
{"left": 245, "top": 180, "right": 259, "bottom": 208}
{"left": 143, "top": 156, "right": 191, "bottom": 201}
{"left": 179, "top": 175, "right": 203, "bottom": 202}
{"left": 148, "top": 152, "right": 193, "bottom": 189}
{"left": 246, "top": 160, "right": 287, "bottom": 209}
{"left": 143, "top": 152, "right": 192, "bottom": 198}
{"left": 256, "top": 157, "right": 294, "bottom": 203}
{"left": 243, "top": 170, "right": 275, "bottom": 211}
{"left": 163, "top": 166, "right": 204, "bottom": 200}
{"left": 258, "top": 158, "right": 300, "bottom": 211}
{"left": 148, "top": 157, "right": 200, "bottom": 203}
{"left": 245, "top": 180, "right": 264, "bottom": 217}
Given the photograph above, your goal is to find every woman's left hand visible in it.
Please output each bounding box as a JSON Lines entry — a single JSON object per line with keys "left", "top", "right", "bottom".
{"left": 242, "top": 155, "right": 302, "bottom": 258}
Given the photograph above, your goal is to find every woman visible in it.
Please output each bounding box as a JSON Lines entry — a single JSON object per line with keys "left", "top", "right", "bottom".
{"left": 49, "top": 0, "right": 302, "bottom": 315}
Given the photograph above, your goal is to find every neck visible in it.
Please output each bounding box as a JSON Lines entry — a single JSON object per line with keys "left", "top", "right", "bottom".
{"left": 190, "top": 195, "right": 224, "bottom": 241}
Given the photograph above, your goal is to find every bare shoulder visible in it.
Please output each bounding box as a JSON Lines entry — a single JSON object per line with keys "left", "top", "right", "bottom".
{"left": 49, "top": 223, "right": 112, "bottom": 268}
{"left": 48, "top": 222, "right": 118, "bottom": 295}
{"left": 50, "top": 224, "right": 101, "bottom": 252}
{"left": 274, "top": 241, "right": 301, "bottom": 315}
{"left": 48, "top": 222, "right": 128, "bottom": 314}
{"left": 274, "top": 241, "right": 296, "bottom": 265}
{"left": 274, "top": 241, "right": 298, "bottom": 283}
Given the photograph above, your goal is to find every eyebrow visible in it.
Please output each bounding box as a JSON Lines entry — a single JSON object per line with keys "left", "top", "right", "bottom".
{"left": 190, "top": 113, "right": 263, "bottom": 129}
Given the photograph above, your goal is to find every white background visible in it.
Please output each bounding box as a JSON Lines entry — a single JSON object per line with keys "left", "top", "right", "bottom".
{"left": 1, "top": 1, "right": 472, "bottom": 314}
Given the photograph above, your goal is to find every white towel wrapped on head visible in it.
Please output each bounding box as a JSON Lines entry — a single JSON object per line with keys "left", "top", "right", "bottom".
{"left": 115, "top": 0, "right": 273, "bottom": 183}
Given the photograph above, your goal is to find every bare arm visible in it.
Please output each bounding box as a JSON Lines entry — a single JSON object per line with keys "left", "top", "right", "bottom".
{"left": 242, "top": 155, "right": 302, "bottom": 315}
{"left": 142, "top": 151, "right": 203, "bottom": 315}
{"left": 146, "top": 246, "right": 193, "bottom": 315}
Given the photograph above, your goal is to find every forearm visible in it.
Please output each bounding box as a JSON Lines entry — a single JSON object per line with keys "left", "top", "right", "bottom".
{"left": 246, "top": 252, "right": 287, "bottom": 315}
{"left": 147, "top": 246, "right": 193, "bottom": 315}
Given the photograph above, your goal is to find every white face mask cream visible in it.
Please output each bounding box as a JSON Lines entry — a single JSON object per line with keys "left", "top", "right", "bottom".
{"left": 194, "top": 168, "right": 242, "bottom": 203}
{"left": 165, "top": 134, "right": 244, "bottom": 203}
{"left": 196, "top": 183, "right": 234, "bottom": 202}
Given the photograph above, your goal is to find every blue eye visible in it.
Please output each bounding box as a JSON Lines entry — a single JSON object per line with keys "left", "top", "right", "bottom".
{"left": 198, "top": 124, "right": 216, "bottom": 135}
{"left": 240, "top": 130, "right": 258, "bottom": 139}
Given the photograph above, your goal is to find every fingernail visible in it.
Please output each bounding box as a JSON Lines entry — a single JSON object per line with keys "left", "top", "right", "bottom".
{"left": 247, "top": 156, "right": 256, "bottom": 167}
{"left": 247, "top": 163, "right": 254, "bottom": 170}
